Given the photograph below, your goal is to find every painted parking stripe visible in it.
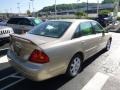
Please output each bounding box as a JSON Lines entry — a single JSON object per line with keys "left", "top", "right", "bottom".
{"left": 0, "top": 48, "right": 9, "bottom": 51}
{"left": 0, "top": 67, "right": 16, "bottom": 79}
{"left": 82, "top": 72, "right": 109, "bottom": 90}
{"left": 0, "top": 72, "right": 25, "bottom": 90}
{"left": 0, "top": 55, "right": 8, "bottom": 64}
{"left": 0, "top": 72, "right": 18, "bottom": 81}
{"left": 0, "top": 77, "right": 25, "bottom": 90}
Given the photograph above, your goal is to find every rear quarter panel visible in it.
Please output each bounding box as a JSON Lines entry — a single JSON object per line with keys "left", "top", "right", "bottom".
{"left": 40, "top": 38, "right": 85, "bottom": 75}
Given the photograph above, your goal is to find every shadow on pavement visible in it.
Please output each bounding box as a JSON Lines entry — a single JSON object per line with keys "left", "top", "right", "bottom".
{"left": 82, "top": 49, "right": 106, "bottom": 69}
{"left": 6, "top": 50, "right": 106, "bottom": 90}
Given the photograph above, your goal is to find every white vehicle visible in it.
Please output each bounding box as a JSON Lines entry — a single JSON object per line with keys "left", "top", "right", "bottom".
{"left": 0, "top": 26, "right": 14, "bottom": 46}
{"left": 0, "top": 20, "right": 7, "bottom": 26}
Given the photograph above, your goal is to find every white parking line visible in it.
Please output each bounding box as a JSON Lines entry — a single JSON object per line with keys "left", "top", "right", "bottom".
{"left": 0, "top": 77, "right": 25, "bottom": 90}
{"left": 0, "top": 55, "right": 8, "bottom": 64}
{"left": 0, "top": 72, "right": 25, "bottom": 90}
{"left": 0, "top": 48, "right": 8, "bottom": 51}
{"left": 81, "top": 72, "right": 109, "bottom": 90}
{"left": 11, "top": 74, "right": 24, "bottom": 79}
{"left": 0, "top": 72, "right": 18, "bottom": 81}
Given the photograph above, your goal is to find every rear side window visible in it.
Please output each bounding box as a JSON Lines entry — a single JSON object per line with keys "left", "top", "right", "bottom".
{"left": 91, "top": 21, "right": 104, "bottom": 33}
{"left": 7, "top": 18, "right": 20, "bottom": 24}
{"left": 80, "top": 22, "right": 94, "bottom": 36}
{"left": 18, "top": 18, "right": 32, "bottom": 26}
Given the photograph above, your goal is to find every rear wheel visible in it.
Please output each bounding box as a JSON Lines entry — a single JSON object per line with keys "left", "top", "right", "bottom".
{"left": 66, "top": 54, "right": 82, "bottom": 77}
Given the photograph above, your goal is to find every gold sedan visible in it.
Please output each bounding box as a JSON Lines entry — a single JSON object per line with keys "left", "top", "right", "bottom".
{"left": 7, "top": 19, "right": 112, "bottom": 81}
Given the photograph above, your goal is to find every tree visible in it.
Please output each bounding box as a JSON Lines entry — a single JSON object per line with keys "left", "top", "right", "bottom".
{"left": 102, "top": 0, "right": 114, "bottom": 4}
{"left": 99, "top": 10, "right": 111, "bottom": 15}
{"left": 27, "top": 10, "right": 31, "bottom": 16}
{"left": 39, "top": 3, "right": 96, "bottom": 13}
{"left": 75, "top": 11, "right": 87, "bottom": 19}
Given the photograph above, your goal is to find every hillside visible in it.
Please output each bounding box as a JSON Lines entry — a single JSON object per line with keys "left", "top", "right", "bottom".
{"left": 39, "top": 3, "right": 97, "bottom": 12}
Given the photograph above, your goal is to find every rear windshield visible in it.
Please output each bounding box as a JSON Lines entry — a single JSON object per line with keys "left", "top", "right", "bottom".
{"left": 7, "top": 18, "right": 20, "bottom": 24}
{"left": 28, "top": 21, "right": 71, "bottom": 38}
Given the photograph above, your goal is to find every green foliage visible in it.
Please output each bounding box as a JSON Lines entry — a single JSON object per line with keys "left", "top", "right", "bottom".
{"left": 27, "top": 10, "right": 31, "bottom": 16}
{"left": 39, "top": 3, "right": 96, "bottom": 12}
{"left": 99, "top": 10, "right": 111, "bottom": 15}
{"left": 102, "top": 0, "right": 114, "bottom": 4}
{"left": 117, "top": 17, "right": 120, "bottom": 20}
{"left": 75, "top": 12, "right": 87, "bottom": 19}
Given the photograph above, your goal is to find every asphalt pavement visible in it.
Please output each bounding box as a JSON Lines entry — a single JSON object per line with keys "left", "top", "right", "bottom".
{"left": 0, "top": 32, "right": 120, "bottom": 90}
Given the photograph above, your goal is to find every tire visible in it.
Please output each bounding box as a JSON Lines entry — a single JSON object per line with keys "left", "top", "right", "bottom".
{"left": 66, "top": 54, "right": 82, "bottom": 78}
{"left": 104, "top": 39, "right": 111, "bottom": 51}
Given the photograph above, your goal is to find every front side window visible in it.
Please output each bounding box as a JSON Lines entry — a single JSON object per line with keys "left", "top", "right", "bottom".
{"left": 28, "top": 21, "right": 71, "bottom": 38}
{"left": 91, "top": 21, "right": 104, "bottom": 33}
{"left": 80, "top": 22, "right": 94, "bottom": 36}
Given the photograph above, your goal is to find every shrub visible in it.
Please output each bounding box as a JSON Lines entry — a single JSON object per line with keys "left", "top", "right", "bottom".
{"left": 99, "top": 10, "right": 111, "bottom": 15}
{"left": 75, "top": 11, "right": 87, "bottom": 19}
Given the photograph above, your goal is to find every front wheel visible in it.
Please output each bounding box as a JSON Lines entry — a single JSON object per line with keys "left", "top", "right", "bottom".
{"left": 104, "top": 39, "right": 111, "bottom": 51}
{"left": 66, "top": 54, "right": 82, "bottom": 78}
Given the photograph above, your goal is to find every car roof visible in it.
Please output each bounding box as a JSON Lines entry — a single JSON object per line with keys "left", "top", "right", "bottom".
{"left": 49, "top": 19, "right": 95, "bottom": 23}
{"left": 10, "top": 16, "right": 35, "bottom": 19}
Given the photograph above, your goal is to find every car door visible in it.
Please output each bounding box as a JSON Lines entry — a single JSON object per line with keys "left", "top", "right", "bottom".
{"left": 91, "top": 21, "right": 107, "bottom": 51}
{"left": 79, "top": 22, "right": 100, "bottom": 59}
{"left": 72, "top": 21, "right": 100, "bottom": 60}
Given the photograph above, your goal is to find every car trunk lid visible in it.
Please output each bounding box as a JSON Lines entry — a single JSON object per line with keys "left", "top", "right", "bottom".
{"left": 10, "top": 34, "right": 57, "bottom": 61}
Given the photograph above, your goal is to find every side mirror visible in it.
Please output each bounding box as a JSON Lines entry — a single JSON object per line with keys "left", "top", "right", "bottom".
{"left": 104, "top": 28, "right": 109, "bottom": 33}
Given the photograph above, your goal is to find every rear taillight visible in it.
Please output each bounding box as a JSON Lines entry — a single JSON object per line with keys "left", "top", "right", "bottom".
{"left": 29, "top": 49, "right": 49, "bottom": 64}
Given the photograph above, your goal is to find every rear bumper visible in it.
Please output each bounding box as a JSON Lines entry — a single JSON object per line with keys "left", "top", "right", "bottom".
{"left": 7, "top": 50, "right": 57, "bottom": 81}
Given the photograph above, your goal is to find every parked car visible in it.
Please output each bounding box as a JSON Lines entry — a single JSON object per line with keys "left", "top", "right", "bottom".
{"left": 0, "top": 20, "right": 7, "bottom": 26}
{"left": 7, "top": 16, "right": 42, "bottom": 34}
{"left": 95, "top": 14, "right": 113, "bottom": 27}
{"left": 0, "top": 26, "right": 14, "bottom": 46}
{"left": 7, "top": 19, "right": 112, "bottom": 81}
{"left": 0, "top": 19, "right": 3, "bottom": 22}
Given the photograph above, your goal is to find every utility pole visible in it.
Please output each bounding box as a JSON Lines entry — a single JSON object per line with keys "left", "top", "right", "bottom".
{"left": 97, "top": 0, "right": 99, "bottom": 16}
{"left": 30, "top": 0, "right": 34, "bottom": 16}
{"left": 10, "top": 8, "right": 12, "bottom": 13}
{"left": 5, "top": 9, "right": 8, "bottom": 19}
{"left": 17, "top": 3, "right": 21, "bottom": 15}
{"left": 76, "top": 0, "right": 80, "bottom": 13}
{"left": 55, "top": 0, "right": 57, "bottom": 19}
{"left": 29, "top": 2, "right": 31, "bottom": 11}
{"left": 87, "top": 0, "right": 88, "bottom": 16}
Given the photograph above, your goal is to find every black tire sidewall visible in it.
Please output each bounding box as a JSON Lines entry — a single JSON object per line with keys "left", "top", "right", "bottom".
{"left": 105, "top": 40, "right": 111, "bottom": 51}
{"left": 66, "top": 54, "right": 82, "bottom": 78}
